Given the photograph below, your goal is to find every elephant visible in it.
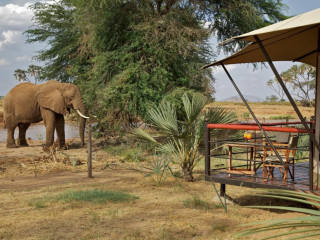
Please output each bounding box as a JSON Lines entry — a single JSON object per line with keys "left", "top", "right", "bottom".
{"left": 3, "top": 80, "right": 89, "bottom": 149}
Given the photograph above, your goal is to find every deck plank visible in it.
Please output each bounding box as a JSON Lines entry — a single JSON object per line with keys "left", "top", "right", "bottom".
{"left": 206, "top": 162, "right": 316, "bottom": 192}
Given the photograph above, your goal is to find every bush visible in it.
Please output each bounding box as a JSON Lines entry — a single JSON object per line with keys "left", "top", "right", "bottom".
{"left": 269, "top": 114, "right": 295, "bottom": 120}
{"left": 161, "top": 87, "right": 212, "bottom": 121}
{"left": 104, "top": 144, "right": 146, "bottom": 162}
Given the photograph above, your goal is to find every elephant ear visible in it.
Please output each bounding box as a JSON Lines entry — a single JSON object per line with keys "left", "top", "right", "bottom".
{"left": 37, "top": 87, "right": 67, "bottom": 115}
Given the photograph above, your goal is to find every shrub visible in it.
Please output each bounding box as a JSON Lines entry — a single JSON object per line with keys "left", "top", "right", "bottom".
{"left": 161, "top": 87, "right": 211, "bottom": 121}
{"left": 132, "top": 93, "right": 237, "bottom": 181}
{"left": 269, "top": 114, "right": 295, "bottom": 120}
{"left": 138, "top": 154, "right": 172, "bottom": 186}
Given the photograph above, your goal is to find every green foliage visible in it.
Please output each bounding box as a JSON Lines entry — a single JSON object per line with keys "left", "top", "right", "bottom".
{"left": 131, "top": 93, "right": 237, "bottom": 181}
{"left": 211, "top": 222, "right": 229, "bottom": 232}
{"left": 269, "top": 115, "right": 295, "bottom": 120}
{"left": 123, "top": 148, "right": 145, "bottom": 162}
{"left": 138, "top": 154, "right": 172, "bottom": 186}
{"left": 29, "top": 200, "right": 48, "bottom": 209}
{"left": 268, "top": 64, "right": 316, "bottom": 106}
{"left": 162, "top": 87, "right": 211, "bottom": 121}
{"left": 24, "top": 0, "right": 287, "bottom": 130}
{"left": 237, "top": 189, "right": 320, "bottom": 239}
{"left": 183, "top": 196, "right": 220, "bottom": 211}
{"left": 104, "top": 144, "right": 146, "bottom": 162}
{"left": 30, "top": 189, "right": 139, "bottom": 206}
{"left": 242, "top": 112, "right": 250, "bottom": 121}
{"left": 265, "top": 94, "right": 279, "bottom": 103}
{"left": 25, "top": 1, "right": 83, "bottom": 82}
{"left": 56, "top": 189, "right": 139, "bottom": 204}
{"left": 14, "top": 65, "right": 43, "bottom": 84}
{"left": 295, "top": 135, "right": 310, "bottom": 160}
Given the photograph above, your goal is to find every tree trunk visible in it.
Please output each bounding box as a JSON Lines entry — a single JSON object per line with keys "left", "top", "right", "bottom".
{"left": 79, "top": 100, "right": 88, "bottom": 147}
{"left": 182, "top": 165, "right": 194, "bottom": 182}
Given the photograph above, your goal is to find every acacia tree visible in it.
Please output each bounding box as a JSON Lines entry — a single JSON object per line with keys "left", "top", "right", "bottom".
{"left": 24, "top": 0, "right": 287, "bottom": 131}
{"left": 282, "top": 64, "right": 315, "bottom": 106}
{"left": 14, "top": 65, "right": 42, "bottom": 84}
{"left": 268, "top": 64, "right": 315, "bottom": 106}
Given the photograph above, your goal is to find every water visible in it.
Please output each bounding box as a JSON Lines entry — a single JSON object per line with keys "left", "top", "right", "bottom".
{"left": 0, "top": 124, "right": 80, "bottom": 142}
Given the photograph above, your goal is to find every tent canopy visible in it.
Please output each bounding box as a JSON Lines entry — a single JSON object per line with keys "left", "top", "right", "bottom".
{"left": 204, "top": 8, "right": 320, "bottom": 68}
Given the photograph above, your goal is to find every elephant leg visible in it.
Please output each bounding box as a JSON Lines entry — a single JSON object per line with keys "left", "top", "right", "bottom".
{"left": 55, "top": 114, "right": 66, "bottom": 149}
{"left": 6, "top": 124, "right": 18, "bottom": 148}
{"left": 40, "top": 107, "right": 56, "bottom": 148}
{"left": 17, "top": 123, "right": 30, "bottom": 147}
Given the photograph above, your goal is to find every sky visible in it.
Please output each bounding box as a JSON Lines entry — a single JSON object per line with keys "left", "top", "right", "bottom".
{"left": 0, "top": 0, "right": 320, "bottom": 99}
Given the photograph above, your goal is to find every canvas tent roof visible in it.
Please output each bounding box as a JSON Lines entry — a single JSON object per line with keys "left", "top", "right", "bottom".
{"left": 204, "top": 8, "right": 320, "bottom": 68}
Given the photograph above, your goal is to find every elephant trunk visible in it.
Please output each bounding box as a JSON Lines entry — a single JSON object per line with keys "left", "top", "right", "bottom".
{"left": 79, "top": 100, "right": 88, "bottom": 147}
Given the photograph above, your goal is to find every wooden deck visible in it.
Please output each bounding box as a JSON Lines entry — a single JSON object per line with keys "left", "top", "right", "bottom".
{"left": 205, "top": 162, "right": 312, "bottom": 191}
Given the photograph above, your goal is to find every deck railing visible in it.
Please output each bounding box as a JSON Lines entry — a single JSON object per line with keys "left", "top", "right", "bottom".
{"left": 204, "top": 120, "right": 313, "bottom": 190}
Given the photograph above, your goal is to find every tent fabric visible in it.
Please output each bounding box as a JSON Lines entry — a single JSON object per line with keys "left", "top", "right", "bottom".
{"left": 204, "top": 8, "right": 320, "bottom": 68}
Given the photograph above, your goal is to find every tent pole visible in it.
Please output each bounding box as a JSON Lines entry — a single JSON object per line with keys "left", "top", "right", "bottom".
{"left": 254, "top": 35, "right": 320, "bottom": 153}
{"left": 221, "top": 63, "right": 284, "bottom": 163}
{"left": 313, "top": 28, "right": 320, "bottom": 189}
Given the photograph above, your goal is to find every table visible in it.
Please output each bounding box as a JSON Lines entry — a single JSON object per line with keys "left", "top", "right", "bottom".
{"left": 224, "top": 142, "right": 266, "bottom": 176}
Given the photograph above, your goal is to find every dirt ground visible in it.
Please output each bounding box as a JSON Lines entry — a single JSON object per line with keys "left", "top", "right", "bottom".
{"left": 0, "top": 137, "right": 311, "bottom": 240}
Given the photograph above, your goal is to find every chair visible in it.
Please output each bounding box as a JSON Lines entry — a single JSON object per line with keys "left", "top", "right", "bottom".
{"left": 253, "top": 132, "right": 290, "bottom": 170}
{"left": 262, "top": 135, "right": 299, "bottom": 181}
{"left": 274, "top": 132, "right": 290, "bottom": 144}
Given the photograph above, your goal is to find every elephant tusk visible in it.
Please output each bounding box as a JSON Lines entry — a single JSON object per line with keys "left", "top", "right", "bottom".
{"left": 76, "top": 110, "right": 89, "bottom": 119}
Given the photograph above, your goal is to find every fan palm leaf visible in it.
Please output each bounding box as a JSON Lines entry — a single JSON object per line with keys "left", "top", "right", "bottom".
{"left": 131, "top": 93, "right": 238, "bottom": 181}
{"left": 148, "top": 101, "right": 179, "bottom": 136}
{"left": 237, "top": 189, "right": 320, "bottom": 239}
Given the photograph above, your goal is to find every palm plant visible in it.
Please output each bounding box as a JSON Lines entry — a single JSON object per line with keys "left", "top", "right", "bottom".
{"left": 131, "top": 93, "right": 237, "bottom": 181}
{"left": 237, "top": 189, "right": 320, "bottom": 239}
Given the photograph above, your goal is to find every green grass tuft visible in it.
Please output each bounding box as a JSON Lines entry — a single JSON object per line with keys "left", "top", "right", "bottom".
{"left": 29, "top": 200, "right": 48, "bottom": 209}
{"left": 269, "top": 114, "right": 295, "bottom": 120}
{"left": 212, "top": 222, "right": 229, "bottom": 232}
{"left": 183, "top": 196, "right": 219, "bottom": 211}
{"left": 56, "top": 189, "right": 139, "bottom": 204}
{"left": 104, "top": 145, "right": 146, "bottom": 162}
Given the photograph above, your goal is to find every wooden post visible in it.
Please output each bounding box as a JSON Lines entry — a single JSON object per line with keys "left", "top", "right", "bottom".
{"left": 87, "top": 124, "right": 93, "bottom": 178}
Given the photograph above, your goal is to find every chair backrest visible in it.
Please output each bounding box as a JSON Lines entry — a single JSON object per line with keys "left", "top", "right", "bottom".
{"left": 288, "top": 135, "right": 299, "bottom": 156}
{"left": 275, "top": 132, "right": 290, "bottom": 143}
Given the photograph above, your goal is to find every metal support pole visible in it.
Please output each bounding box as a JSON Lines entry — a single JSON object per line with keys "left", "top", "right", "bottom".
{"left": 313, "top": 29, "right": 320, "bottom": 189}
{"left": 309, "top": 117, "right": 314, "bottom": 190}
{"left": 220, "top": 184, "right": 226, "bottom": 197}
{"left": 221, "top": 63, "right": 284, "bottom": 163}
{"left": 87, "top": 124, "right": 93, "bottom": 178}
{"left": 254, "top": 35, "right": 320, "bottom": 153}
{"left": 204, "top": 119, "right": 211, "bottom": 176}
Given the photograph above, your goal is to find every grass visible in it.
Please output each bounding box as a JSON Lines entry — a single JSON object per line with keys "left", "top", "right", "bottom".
{"left": 104, "top": 144, "right": 146, "bottom": 162}
{"left": 269, "top": 114, "right": 295, "bottom": 120}
{"left": 211, "top": 222, "right": 230, "bottom": 232}
{"left": 0, "top": 126, "right": 315, "bottom": 240}
{"left": 207, "top": 101, "right": 314, "bottom": 120}
{"left": 56, "top": 189, "right": 139, "bottom": 204}
{"left": 183, "top": 196, "right": 221, "bottom": 211}
{"left": 29, "top": 189, "right": 139, "bottom": 207}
